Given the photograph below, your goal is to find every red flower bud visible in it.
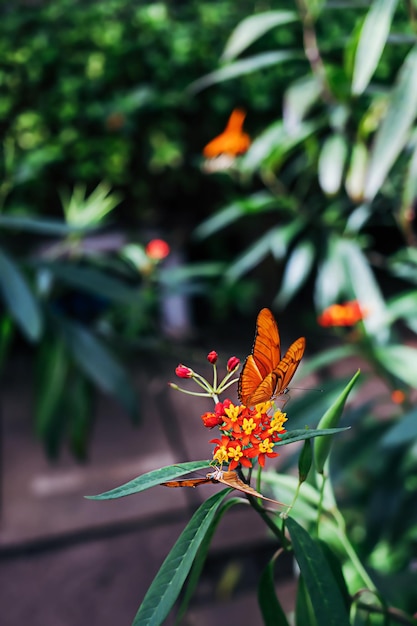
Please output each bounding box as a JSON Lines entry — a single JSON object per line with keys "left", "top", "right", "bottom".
{"left": 227, "top": 356, "right": 240, "bottom": 372}
{"left": 175, "top": 364, "right": 193, "bottom": 378}
{"left": 201, "top": 411, "right": 223, "bottom": 428}
{"left": 145, "top": 238, "right": 170, "bottom": 260}
{"left": 207, "top": 351, "right": 218, "bottom": 364}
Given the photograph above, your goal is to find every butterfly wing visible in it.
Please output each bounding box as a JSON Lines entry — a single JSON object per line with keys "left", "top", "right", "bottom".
{"left": 238, "top": 308, "right": 281, "bottom": 406}
{"left": 161, "top": 477, "right": 211, "bottom": 488}
{"left": 216, "top": 470, "right": 285, "bottom": 505}
{"left": 272, "top": 336, "right": 306, "bottom": 395}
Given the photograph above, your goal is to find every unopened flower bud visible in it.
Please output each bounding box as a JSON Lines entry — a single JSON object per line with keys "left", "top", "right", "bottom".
{"left": 227, "top": 356, "right": 240, "bottom": 372}
{"left": 201, "top": 411, "right": 223, "bottom": 428}
{"left": 175, "top": 364, "right": 193, "bottom": 378}
{"left": 207, "top": 351, "right": 218, "bottom": 364}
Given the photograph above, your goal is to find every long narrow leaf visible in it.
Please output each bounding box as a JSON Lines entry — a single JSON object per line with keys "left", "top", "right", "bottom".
{"left": 314, "top": 370, "right": 361, "bottom": 473}
{"left": 0, "top": 247, "right": 42, "bottom": 341}
{"left": 132, "top": 489, "right": 231, "bottom": 626}
{"left": 274, "top": 239, "right": 315, "bottom": 309}
{"left": 187, "top": 52, "right": 298, "bottom": 93}
{"left": 175, "top": 497, "right": 242, "bottom": 624}
{"left": 274, "top": 428, "right": 350, "bottom": 448}
{"left": 364, "top": 44, "right": 417, "bottom": 200}
{"left": 352, "top": 0, "right": 399, "bottom": 96}
{"left": 374, "top": 344, "right": 417, "bottom": 388}
{"left": 286, "top": 517, "right": 350, "bottom": 626}
{"left": 52, "top": 315, "right": 138, "bottom": 418}
{"left": 86, "top": 460, "right": 212, "bottom": 499}
{"left": 222, "top": 11, "right": 297, "bottom": 61}
{"left": 258, "top": 556, "right": 291, "bottom": 626}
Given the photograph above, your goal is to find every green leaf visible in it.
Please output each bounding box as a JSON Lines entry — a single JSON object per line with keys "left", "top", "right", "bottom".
{"left": 225, "top": 229, "right": 277, "bottom": 282}
{"left": 286, "top": 517, "right": 351, "bottom": 626}
{"left": 345, "top": 142, "right": 368, "bottom": 203}
{"left": 187, "top": 52, "right": 298, "bottom": 93}
{"left": 35, "top": 337, "right": 68, "bottom": 438}
{"left": 314, "top": 370, "right": 360, "bottom": 473}
{"left": 296, "top": 575, "right": 317, "bottom": 626}
{"left": 318, "top": 134, "right": 348, "bottom": 196}
{"left": 221, "top": 11, "right": 298, "bottom": 61}
{"left": 283, "top": 75, "right": 321, "bottom": 133}
{"left": 374, "top": 344, "right": 417, "bottom": 388}
{"left": 68, "top": 374, "right": 93, "bottom": 460}
{"left": 337, "top": 238, "right": 388, "bottom": 341}
{"left": 61, "top": 181, "right": 121, "bottom": 228}
{"left": 274, "top": 239, "right": 315, "bottom": 309}
{"left": 36, "top": 261, "right": 138, "bottom": 304}
{"left": 53, "top": 315, "right": 138, "bottom": 418}
{"left": 258, "top": 557, "right": 291, "bottom": 626}
{"left": 364, "top": 44, "right": 417, "bottom": 200}
{"left": 0, "top": 247, "right": 42, "bottom": 341}
{"left": 240, "top": 120, "right": 317, "bottom": 174}
{"left": 315, "top": 236, "right": 348, "bottom": 310}
{"left": 132, "top": 489, "right": 230, "bottom": 626}
{"left": 380, "top": 406, "right": 417, "bottom": 447}
{"left": 274, "top": 428, "right": 350, "bottom": 448}
{"left": 193, "top": 191, "right": 278, "bottom": 240}
{"left": 175, "top": 498, "right": 242, "bottom": 624}
{"left": 0, "top": 214, "right": 89, "bottom": 235}
{"left": 352, "top": 0, "right": 399, "bottom": 96}
{"left": 86, "top": 460, "right": 212, "bottom": 499}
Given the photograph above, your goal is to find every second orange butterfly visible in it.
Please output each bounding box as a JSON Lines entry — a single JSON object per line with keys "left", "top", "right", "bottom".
{"left": 238, "top": 308, "right": 305, "bottom": 407}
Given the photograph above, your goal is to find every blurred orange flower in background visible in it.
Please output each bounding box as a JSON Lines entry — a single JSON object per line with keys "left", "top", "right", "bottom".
{"left": 203, "top": 109, "right": 251, "bottom": 158}
{"left": 318, "top": 300, "right": 368, "bottom": 327}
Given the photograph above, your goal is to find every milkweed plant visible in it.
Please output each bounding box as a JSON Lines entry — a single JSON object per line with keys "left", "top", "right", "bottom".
{"left": 87, "top": 310, "right": 417, "bottom": 626}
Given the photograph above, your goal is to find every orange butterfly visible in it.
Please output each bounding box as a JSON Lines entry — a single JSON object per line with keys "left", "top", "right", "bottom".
{"left": 162, "top": 468, "right": 284, "bottom": 504}
{"left": 203, "top": 109, "right": 251, "bottom": 158}
{"left": 238, "top": 308, "right": 306, "bottom": 407}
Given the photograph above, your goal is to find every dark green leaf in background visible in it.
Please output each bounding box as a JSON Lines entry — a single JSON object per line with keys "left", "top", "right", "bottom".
{"left": 132, "top": 489, "right": 231, "bottom": 626}
{"left": 286, "top": 517, "right": 350, "bottom": 626}
{"left": 0, "top": 247, "right": 43, "bottom": 341}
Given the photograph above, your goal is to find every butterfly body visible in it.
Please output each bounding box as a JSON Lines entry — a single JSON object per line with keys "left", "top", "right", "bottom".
{"left": 238, "top": 308, "right": 305, "bottom": 406}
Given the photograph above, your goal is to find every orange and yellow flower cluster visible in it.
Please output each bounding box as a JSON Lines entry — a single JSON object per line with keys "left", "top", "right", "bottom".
{"left": 171, "top": 351, "right": 287, "bottom": 471}
{"left": 208, "top": 399, "right": 287, "bottom": 470}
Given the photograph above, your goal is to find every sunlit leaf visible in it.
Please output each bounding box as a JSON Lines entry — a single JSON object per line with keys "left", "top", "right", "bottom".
{"left": 274, "top": 239, "right": 315, "bottom": 309}
{"left": 193, "top": 191, "right": 278, "bottom": 240}
{"left": 187, "top": 52, "right": 298, "bottom": 93}
{"left": 314, "top": 236, "right": 348, "bottom": 310}
{"left": 364, "top": 44, "right": 417, "bottom": 200}
{"left": 337, "top": 238, "right": 388, "bottom": 341}
{"left": 352, "top": 0, "right": 399, "bottom": 96}
{"left": 286, "top": 517, "right": 350, "bottom": 626}
{"left": 132, "top": 490, "right": 230, "bottom": 626}
{"left": 240, "top": 120, "right": 316, "bottom": 174}
{"left": 380, "top": 406, "right": 417, "bottom": 447}
{"left": 314, "top": 370, "right": 361, "bottom": 473}
{"left": 345, "top": 142, "right": 368, "bottom": 203}
{"left": 283, "top": 75, "right": 321, "bottom": 133}
{"left": 0, "top": 247, "right": 43, "bottom": 341}
{"left": 221, "top": 11, "right": 297, "bottom": 61}
{"left": 318, "top": 134, "right": 348, "bottom": 196}
{"left": 374, "top": 344, "right": 417, "bottom": 388}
